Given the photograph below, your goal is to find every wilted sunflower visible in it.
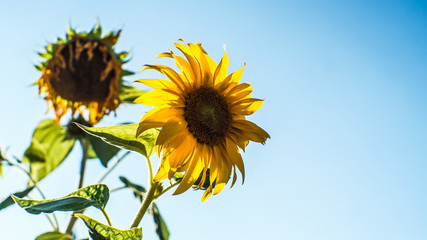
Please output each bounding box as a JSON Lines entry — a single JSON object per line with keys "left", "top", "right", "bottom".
{"left": 36, "top": 24, "right": 134, "bottom": 124}
{"left": 136, "top": 40, "right": 270, "bottom": 201}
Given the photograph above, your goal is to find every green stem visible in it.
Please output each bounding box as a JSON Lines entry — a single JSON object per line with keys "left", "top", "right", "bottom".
{"left": 146, "top": 155, "right": 153, "bottom": 183}
{"left": 77, "top": 138, "right": 90, "bottom": 189}
{"left": 97, "top": 151, "right": 130, "bottom": 183}
{"left": 130, "top": 181, "right": 159, "bottom": 228}
{"left": 5, "top": 159, "right": 59, "bottom": 231}
{"left": 66, "top": 138, "right": 90, "bottom": 234}
{"left": 110, "top": 186, "right": 127, "bottom": 193}
{"left": 154, "top": 181, "right": 180, "bottom": 200}
{"left": 99, "top": 207, "right": 113, "bottom": 226}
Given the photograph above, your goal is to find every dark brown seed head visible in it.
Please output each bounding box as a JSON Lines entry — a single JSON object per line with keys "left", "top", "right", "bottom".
{"left": 184, "top": 87, "right": 232, "bottom": 145}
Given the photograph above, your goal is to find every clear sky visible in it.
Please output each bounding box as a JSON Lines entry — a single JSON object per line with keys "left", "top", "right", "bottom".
{"left": 0, "top": 0, "right": 426, "bottom": 239}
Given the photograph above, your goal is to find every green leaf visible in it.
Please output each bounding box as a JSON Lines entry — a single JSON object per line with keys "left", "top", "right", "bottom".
{"left": 12, "top": 184, "right": 109, "bottom": 214}
{"left": 87, "top": 144, "right": 98, "bottom": 159}
{"left": 0, "top": 187, "right": 34, "bottom": 211}
{"left": 87, "top": 134, "right": 120, "bottom": 167}
{"left": 151, "top": 204, "right": 170, "bottom": 240}
{"left": 36, "top": 232, "right": 74, "bottom": 240}
{"left": 76, "top": 214, "right": 142, "bottom": 240}
{"left": 24, "top": 119, "right": 76, "bottom": 182}
{"left": 119, "top": 176, "right": 146, "bottom": 202}
{"left": 119, "top": 84, "right": 145, "bottom": 103}
{"left": 119, "top": 176, "right": 147, "bottom": 193}
{"left": 77, "top": 124, "right": 159, "bottom": 158}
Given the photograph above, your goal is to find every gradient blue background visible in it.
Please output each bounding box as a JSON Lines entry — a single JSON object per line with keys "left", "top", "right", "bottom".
{"left": 0, "top": 0, "right": 426, "bottom": 239}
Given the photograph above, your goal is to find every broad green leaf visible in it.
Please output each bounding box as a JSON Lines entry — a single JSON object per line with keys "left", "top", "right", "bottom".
{"left": 87, "top": 134, "right": 120, "bottom": 167}
{"left": 36, "top": 232, "right": 74, "bottom": 240}
{"left": 77, "top": 124, "right": 159, "bottom": 158}
{"left": 87, "top": 144, "right": 98, "bottom": 159}
{"left": 24, "top": 119, "right": 76, "bottom": 182}
{"left": 119, "top": 85, "right": 146, "bottom": 103}
{"left": 0, "top": 187, "right": 34, "bottom": 211}
{"left": 12, "top": 184, "right": 109, "bottom": 214}
{"left": 151, "top": 204, "right": 170, "bottom": 240}
{"left": 76, "top": 214, "right": 142, "bottom": 240}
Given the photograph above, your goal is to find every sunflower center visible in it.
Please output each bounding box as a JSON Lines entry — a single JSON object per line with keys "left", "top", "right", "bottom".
{"left": 184, "top": 87, "right": 231, "bottom": 145}
{"left": 47, "top": 38, "right": 118, "bottom": 103}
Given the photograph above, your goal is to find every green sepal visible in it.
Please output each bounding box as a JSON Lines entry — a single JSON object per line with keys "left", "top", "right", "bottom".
{"left": 23, "top": 119, "right": 76, "bottom": 183}
{"left": 0, "top": 186, "right": 34, "bottom": 212}
{"left": 38, "top": 52, "right": 52, "bottom": 60}
{"left": 120, "top": 69, "right": 134, "bottom": 76}
{"left": 76, "top": 214, "right": 142, "bottom": 240}
{"left": 117, "top": 51, "right": 129, "bottom": 60}
{"left": 35, "top": 232, "right": 74, "bottom": 240}
{"left": 76, "top": 124, "right": 158, "bottom": 158}
{"left": 119, "top": 85, "right": 146, "bottom": 103}
{"left": 12, "top": 184, "right": 109, "bottom": 214}
{"left": 173, "top": 169, "right": 213, "bottom": 190}
{"left": 88, "top": 23, "right": 102, "bottom": 39}
{"left": 87, "top": 134, "right": 120, "bottom": 167}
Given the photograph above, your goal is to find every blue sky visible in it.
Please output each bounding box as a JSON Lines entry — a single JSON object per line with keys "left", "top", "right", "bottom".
{"left": 0, "top": 0, "right": 426, "bottom": 239}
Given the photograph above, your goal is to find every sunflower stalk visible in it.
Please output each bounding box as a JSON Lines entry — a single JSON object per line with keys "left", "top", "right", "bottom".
{"left": 130, "top": 181, "right": 160, "bottom": 228}
{"left": 66, "top": 138, "right": 90, "bottom": 234}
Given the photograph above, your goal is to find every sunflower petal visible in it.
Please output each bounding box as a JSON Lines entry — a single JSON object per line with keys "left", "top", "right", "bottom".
{"left": 156, "top": 120, "right": 187, "bottom": 146}
{"left": 134, "top": 79, "right": 176, "bottom": 90}
{"left": 213, "top": 48, "right": 229, "bottom": 86}
{"left": 134, "top": 89, "right": 179, "bottom": 106}
{"left": 173, "top": 144, "right": 206, "bottom": 195}
{"left": 232, "top": 120, "right": 270, "bottom": 144}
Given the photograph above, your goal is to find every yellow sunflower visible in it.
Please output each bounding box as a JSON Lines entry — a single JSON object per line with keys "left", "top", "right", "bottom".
{"left": 135, "top": 40, "right": 270, "bottom": 201}
{"left": 37, "top": 24, "right": 131, "bottom": 124}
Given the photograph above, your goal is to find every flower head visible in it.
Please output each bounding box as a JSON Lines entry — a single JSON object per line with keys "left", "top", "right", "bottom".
{"left": 36, "top": 24, "right": 131, "bottom": 124}
{"left": 136, "top": 40, "right": 270, "bottom": 200}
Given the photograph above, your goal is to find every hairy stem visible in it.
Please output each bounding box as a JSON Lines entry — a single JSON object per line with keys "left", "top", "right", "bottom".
{"left": 66, "top": 138, "right": 90, "bottom": 234}
{"left": 130, "top": 181, "right": 159, "bottom": 228}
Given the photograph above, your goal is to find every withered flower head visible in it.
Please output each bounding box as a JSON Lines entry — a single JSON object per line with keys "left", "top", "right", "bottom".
{"left": 36, "top": 24, "right": 131, "bottom": 124}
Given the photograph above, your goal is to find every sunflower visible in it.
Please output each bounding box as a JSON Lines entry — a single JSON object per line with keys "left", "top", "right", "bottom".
{"left": 135, "top": 40, "right": 270, "bottom": 201}
{"left": 36, "top": 24, "right": 132, "bottom": 124}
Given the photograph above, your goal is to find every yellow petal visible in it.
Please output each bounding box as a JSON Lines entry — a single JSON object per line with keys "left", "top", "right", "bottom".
{"left": 142, "top": 64, "right": 187, "bottom": 93}
{"left": 169, "top": 135, "right": 196, "bottom": 170}
{"left": 201, "top": 185, "right": 213, "bottom": 202}
{"left": 213, "top": 48, "right": 229, "bottom": 86}
{"left": 174, "top": 42, "right": 202, "bottom": 87}
{"left": 135, "top": 79, "right": 176, "bottom": 91}
{"left": 156, "top": 120, "right": 187, "bottom": 146}
{"left": 134, "top": 89, "right": 180, "bottom": 106}
{"left": 153, "top": 159, "right": 170, "bottom": 182}
{"left": 137, "top": 107, "right": 181, "bottom": 136}
{"left": 188, "top": 43, "right": 215, "bottom": 86}
{"left": 173, "top": 144, "right": 206, "bottom": 195}
{"left": 232, "top": 120, "right": 270, "bottom": 144}
{"left": 230, "top": 98, "right": 264, "bottom": 115}
{"left": 225, "top": 137, "right": 245, "bottom": 184}
{"left": 218, "top": 65, "right": 245, "bottom": 93}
